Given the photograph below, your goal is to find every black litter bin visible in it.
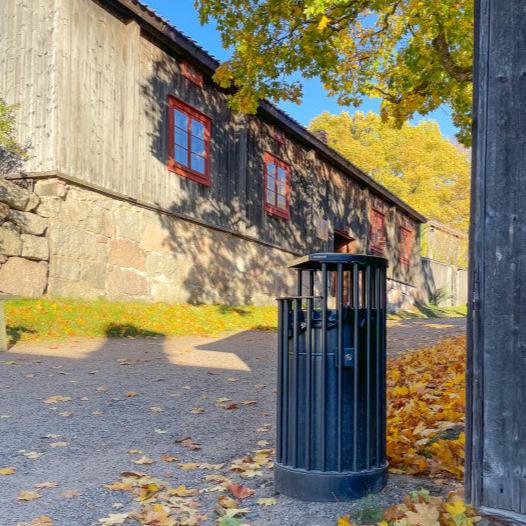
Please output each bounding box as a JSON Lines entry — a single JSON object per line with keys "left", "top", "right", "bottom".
{"left": 275, "top": 253, "right": 388, "bottom": 501}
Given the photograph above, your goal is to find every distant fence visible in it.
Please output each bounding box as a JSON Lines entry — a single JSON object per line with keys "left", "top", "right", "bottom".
{"left": 420, "top": 257, "right": 468, "bottom": 307}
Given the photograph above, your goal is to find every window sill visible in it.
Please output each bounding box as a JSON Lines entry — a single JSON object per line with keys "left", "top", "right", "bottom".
{"left": 168, "top": 162, "right": 211, "bottom": 187}
{"left": 264, "top": 203, "right": 290, "bottom": 220}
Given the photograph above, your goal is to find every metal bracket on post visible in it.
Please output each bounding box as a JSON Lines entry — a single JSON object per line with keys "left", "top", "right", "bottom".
{"left": 343, "top": 347, "right": 354, "bottom": 367}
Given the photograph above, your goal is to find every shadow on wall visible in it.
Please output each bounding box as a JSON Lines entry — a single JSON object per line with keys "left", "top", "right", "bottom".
{"left": 140, "top": 56, "right": 307, "bottom": 305}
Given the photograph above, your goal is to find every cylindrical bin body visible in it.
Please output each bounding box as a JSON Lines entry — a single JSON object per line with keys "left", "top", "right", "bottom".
{"left": 275, "top": 253, "right": 388, "bottom": 501}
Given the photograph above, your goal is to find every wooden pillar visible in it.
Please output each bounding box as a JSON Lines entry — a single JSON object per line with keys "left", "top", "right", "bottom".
{"left": 467, "top": 1, "right": 526, "bottom": 522}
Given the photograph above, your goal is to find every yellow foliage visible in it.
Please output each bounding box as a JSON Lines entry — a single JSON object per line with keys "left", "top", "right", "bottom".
{"left": 387, "top": 336, "right": 466, "bottom": 478}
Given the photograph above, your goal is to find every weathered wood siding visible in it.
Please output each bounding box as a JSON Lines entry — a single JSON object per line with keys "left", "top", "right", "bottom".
{"left": 0, "top": 0, "right": 60, "bottom": 172}
{"left": 2, "top": 0, "right": 422, "bottom": 283}
{"left": 468, "top": 0, "right": 526, "bottom": 522}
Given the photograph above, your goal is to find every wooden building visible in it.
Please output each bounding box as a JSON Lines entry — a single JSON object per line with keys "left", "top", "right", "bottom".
{"left": 0, "top": 0, "right": 426, "bottom": 306}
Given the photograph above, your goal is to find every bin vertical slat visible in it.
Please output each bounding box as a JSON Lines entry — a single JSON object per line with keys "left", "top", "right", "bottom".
{"left": 282, "top": 299, "right": 290, "bottom": 466}
{"left": 375, "top": 268, "right": 382, "bottom": 466}
{"left": 337, "top": 263, "right": 344, "bottom": 472}
{"left": 305, "top": 271, "right": 314, "bottom": 470}
{"left": 320, "top": 262, "right": 328, "bottom": 471}
{"left": 365, "top": 265, "right": 372, "bottom": 469}
{"left": 381, "top": 266, "right": 387, "bottom": 463}
{"left": 291, "top": 297, "right": 299, "bottom": 468}
{"left": 276, "top": 299, "right": 284, "bottom": 463}
{"left": 352, "top": 262, "right": 359, "bottom": 471}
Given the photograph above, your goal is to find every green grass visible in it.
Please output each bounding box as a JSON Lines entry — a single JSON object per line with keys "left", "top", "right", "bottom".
{"left": 387, "top": 303, "right": 467, "bottom": 320}
{"left": 4, "top": 298, "right": 467, "bottom": 344}
{"left": 5, "top": 298, "right": 277, "bottom": 344}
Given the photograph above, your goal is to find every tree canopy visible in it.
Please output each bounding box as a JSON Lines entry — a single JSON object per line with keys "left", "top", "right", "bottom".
{"left": 197, "top": 0, "right": 473, "bottom": 145}
{"left": 309, "top": 110, "right": 470, "bottom": 231}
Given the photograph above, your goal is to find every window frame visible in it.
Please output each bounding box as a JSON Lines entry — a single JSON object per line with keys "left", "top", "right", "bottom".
{"left": 167, "top": 96, "right": 211, "bottom": 186}
{"left": 369, "top": 208, "right": 387, "bottom": 254}
{"left": 181, "top": 61, "right": 204, "bottom": 87}
{"left": 398, "top": 225, "right": 413, "bottom": 265}
{"left": 263, "top": 152, "right": 290, "bottom": 220}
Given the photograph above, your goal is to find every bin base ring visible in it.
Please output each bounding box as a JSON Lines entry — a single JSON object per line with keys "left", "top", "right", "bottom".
{"left": 274, "top": 462, "right": 388, "bottom": 502}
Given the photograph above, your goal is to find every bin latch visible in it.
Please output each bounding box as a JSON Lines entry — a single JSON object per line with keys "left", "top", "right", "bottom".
{"left": 343, "top": 347, "right": 354, "bottom": 367}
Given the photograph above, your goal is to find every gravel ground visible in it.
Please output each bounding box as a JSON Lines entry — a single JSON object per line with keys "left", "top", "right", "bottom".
{"left": 0, "top": 319, "right": 464, "bottom": 526}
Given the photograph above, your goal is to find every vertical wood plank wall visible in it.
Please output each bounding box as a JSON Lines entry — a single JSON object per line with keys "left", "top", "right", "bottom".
{"left": 2, "top": 0, "right": 420, "bottom": 282}
{"left": 468, "top": 0, "right": 526, "bottom": 522}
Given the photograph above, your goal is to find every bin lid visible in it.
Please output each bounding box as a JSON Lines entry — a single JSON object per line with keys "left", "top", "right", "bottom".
{"left": 288, "top": 253, "right": 388, "bottom": 270}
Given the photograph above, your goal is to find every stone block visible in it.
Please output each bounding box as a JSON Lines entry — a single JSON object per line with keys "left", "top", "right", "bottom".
{"left": 8, "top": 210, "right": 48, "bottom": 235}
{"left": 48, "top": 222, "right": 106, "bottom": 262}
{"left": 0, "top": 223, "right": 22, "bottom": 256}
{"left": 21, "top": 234, "right": 49, "bottom": 260}
{"left": 114, "top": 205, "right": 143, "bottom": 243}
{"left": 34, "top": 178, "right": 67, "bottom": 197}
{"left": 0, "top": 179, "right": 30, "bottom": 210}
{"left": 140, "top": 220, "right": 171, "bottom": 253}
{"left": 0, "top": 203, "right": 10, "bottom": 222}
{"left": 80, "top": 261, "right": 107, "bottom": 290}
{"left": 49, "top": 256, "right": 81, "bottom": 281}
{"left": 25, "top": 193, "right": 40, "bottom": 212}
{"left": 145, "top": 252, "right": 178, "bottom": 279}
{"left": 107, "top": 267, "right": 148, "bottom": 298}
{"left": 46, "top": 277, "right": 104, "bottom": 300}
{"left": 37, "top": 196, "right": 61, "bottom": 218}
{"left": 108, "top": 239, "right": 145, "bottom": 270}
{"left": 0, "top": 257, "right": 47, "bottom": 297}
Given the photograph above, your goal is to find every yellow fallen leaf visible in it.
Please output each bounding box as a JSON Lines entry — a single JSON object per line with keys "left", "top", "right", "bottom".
{"left": 50, "top": 442, "right": 68, "bottom": 448}
{"left": 0, "top": 466, "right": 16, "bottom": 475}
{"left": 43, "top": 395, "right": 72, "bottom": 404}
{"left": 35, "top": 481, "right": 59, "bottom": 489}
{"left": 61, "top": 489, "right": 80, "bottom": 498}
{"left": 97, "top": 512, "right": 129, "bottom": 525}
{"left": 133, "top": 456, "right": 154, "bottom": 465}
{"left": 256, "top": 497, "right": 276, "bottom": 506}
{"left": 125, "top": 391, "right": 138, "bottom": 398}
{"left": 16, "top": 516, "right": 53, "bottom": 526}
{"left": 169, "top": 484, "right": 199, "bottom": 497}
{"left": 17, "top": 490, "right": 42, "bottom": 501}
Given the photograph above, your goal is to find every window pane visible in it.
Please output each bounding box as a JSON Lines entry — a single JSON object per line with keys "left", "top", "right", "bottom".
{"left": 191, "top": 153, "right": 205, "bottom": 174}
{"left": 277, "top": 180, "right": 286, "bottom": 194}
{"left": 175, "top": 145, "right": 188, "bottom": 166}
{"left": 266, "top": 189, "right": 275, "bottom": 205}
{"left": 175, "top": 110, "right": 188, "bottom": 130}
{"left": 191, "top": 136, "right": 205, "bottom": 156}
{"left": 266, "top": 162, "right": 276, "bottom": 176}
{"left": 191, "top": 119, "right": 205, "bottom": 139}
{"left": 175, "top": 128, "right": 187, "bottom": 148}
{"left": 278, "top": 167, "right": 287, "bottom": 181}
{"left": 267, "top": 173, "right": 275, "bottom": 190}
{"left": 277, "top": 194, "right": 287, "bottom": 210}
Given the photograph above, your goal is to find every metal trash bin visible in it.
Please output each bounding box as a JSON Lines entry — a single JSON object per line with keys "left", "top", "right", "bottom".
{"left": 275, "top": 253, "right": 388, "bottom": 501}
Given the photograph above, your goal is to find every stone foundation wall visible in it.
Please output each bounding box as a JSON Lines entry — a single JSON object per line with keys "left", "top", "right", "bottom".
{"left": 0, "top": 176, "right": 296, "bottom": 304}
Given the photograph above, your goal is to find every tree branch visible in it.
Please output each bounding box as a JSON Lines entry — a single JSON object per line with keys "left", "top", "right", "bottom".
{"left": 432, "top": 26, "right": 472, "bottom": 83}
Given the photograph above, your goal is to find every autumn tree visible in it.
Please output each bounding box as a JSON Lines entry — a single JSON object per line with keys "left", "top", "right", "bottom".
{"left": 197, "top": 0, "right": 473, "bottom": 145}
{"left": 309, "top": 110, "right": 470, "bottom": 231}
{"left": 0, "top": 98, "right": 29, "bottom": 176}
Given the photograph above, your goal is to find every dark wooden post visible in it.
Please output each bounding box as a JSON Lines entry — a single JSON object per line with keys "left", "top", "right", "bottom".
{"left": 467, "top": 1, "right": 526, "bottom": 522}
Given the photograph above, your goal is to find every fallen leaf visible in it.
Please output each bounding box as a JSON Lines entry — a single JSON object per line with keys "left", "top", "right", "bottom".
{"left": 92, "top": 410, "right": 104, "bottom": 416}
{"left": 228, "top": 483, "right": 255, "bottom": 500}
{"left": 154, "top": 428, "right": 168, "bottom": 434}
{"left": 128, "top": 449, "right": 144, "bottom": 455}
{"left": 149, "top": 406, "right": 163, "bottom": 413}
{"left": 241, "top": 400, "right": 257, "bottom": 405}
{"left": 19, "top": 450, "right": 42, "bottom": 460}
{"left": 43, "top": 395, "right": 72, "bottom": 404}
{"left": 58, "top": 411, "right": 73, "bottom": 417}
{"left": 169, "top": 484, "right": 199, "bottom": 497}
{"left": 16, "top": 516, "right": 53, "bottom": 526}
{"left": 44, "top": 434, "right": 61, "bottom": 439}
{"left": 17, "top": 490, "right": 42, "bottom": 501}
{"left": 97, "top": 512, "right": 129, "bottom": 526}
{"left": 35, "top": 481, "right": 59, "bottom": 489}
{"left": 0, "top": 466, "right": 16, "bottom": 475}
{"left": 256, "top": 497, "right": 277, "bottom": 506}
{"left": 50, "top": 442, "right": 68, "bottom": 448}
{"left": 125, "top": 391, "right": 138, "bottom": 398}
{"left": 133, "top": 456, "right": 154, "bottom": 465}
{"left": 190, "top": 407, "right": 204, "bottom": 414}
{"left": 175, "top": 437, "right": 201, "bottom": 451}
{"left": 61, "top": 489, "right": 80, "bottom": 498}
{"left": 96, "top": 386, "right": 109, "bottom": 392}
{"left": 160, "top": 454, "right": 178, "bottom": 463}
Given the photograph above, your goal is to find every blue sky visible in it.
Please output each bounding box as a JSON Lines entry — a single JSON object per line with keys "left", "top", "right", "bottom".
{"left": 145, "top": 0, "right": 458, "bottom": 140}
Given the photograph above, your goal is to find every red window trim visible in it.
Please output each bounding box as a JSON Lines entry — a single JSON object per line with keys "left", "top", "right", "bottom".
{"left": 263, "top": 152, "right": 290, "bottom": 220}
{"left": 167, "top": 96, "right": 211, "bottom": 186}
{"left": 399, "top": 225, "right": 412, "bottom": 265}
{"left": 181, "top": 61, "right": 204, "bottom": 87}
{"left": 370, "top": 208, "right": 386, "bottom": 254}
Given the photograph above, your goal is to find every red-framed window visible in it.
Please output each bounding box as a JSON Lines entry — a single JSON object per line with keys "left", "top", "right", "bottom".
{"left": 167, "top": 96, "right": 211, "bottom": 186}
{"left": 370, "top": 209, "right": 386, "bottom": 254}
{"left": 181, "top": 61, "right": 204, "bottom": 87}
{"left": 263, "top": 152, "right": 290, "bottom": 219}
{"left": 399, "top": 226, "right": 412, "bottom": 264}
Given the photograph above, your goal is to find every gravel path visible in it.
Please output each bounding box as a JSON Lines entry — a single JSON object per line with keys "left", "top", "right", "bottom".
{"left": 0, "top": 319, "right": 464, "bottom": 526}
